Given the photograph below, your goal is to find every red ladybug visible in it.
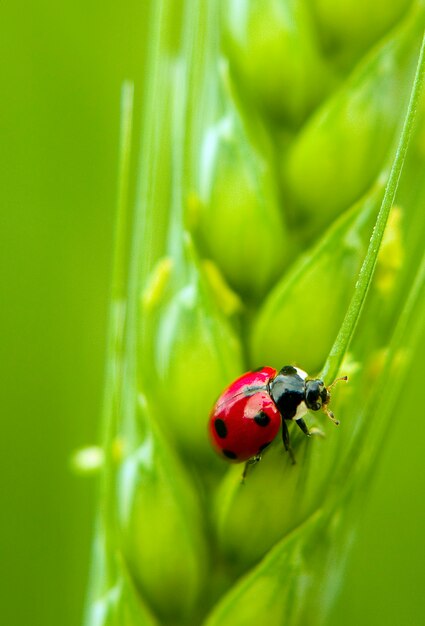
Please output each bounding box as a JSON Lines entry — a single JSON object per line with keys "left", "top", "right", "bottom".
{"left": 208, "top": 365, "right": 346, "bottom": 476}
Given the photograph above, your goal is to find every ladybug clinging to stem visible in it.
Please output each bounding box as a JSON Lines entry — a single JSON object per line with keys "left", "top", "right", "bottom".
{"left": 208, "top": 365, "right": 347, "bottom": 479}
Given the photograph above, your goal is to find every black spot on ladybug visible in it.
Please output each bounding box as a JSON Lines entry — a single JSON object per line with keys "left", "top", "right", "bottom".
{"left": 258, "top": 441, "right": 271, "bottom": 453}
{"left": 223, "top": 449, "right": 237, "bottom": 460}
{"left": 214, "top": 418, "right": 227, "bottom": 439}
{"left": 254, "top": 411, "right": 270, "bottom": 427}
{"left": 280, "top": 365, "right": 297, "bottom": 376}
{"left": 252, "top": 366, "right": 266, "bottom": 372}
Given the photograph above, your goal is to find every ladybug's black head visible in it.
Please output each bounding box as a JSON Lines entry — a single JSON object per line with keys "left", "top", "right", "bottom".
{"left": 305, "top": 375, "right": 348, "bottom": 425}
{"left": 305, "top": 379, "right": 330, "bottom": 412}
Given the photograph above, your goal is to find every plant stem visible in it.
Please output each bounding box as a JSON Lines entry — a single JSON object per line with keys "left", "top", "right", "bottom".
{"left": 83, "top": 82, "right": 135, "bottom": 619}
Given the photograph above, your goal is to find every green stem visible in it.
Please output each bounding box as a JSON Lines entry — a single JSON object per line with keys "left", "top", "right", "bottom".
{"left": 321, "top": 31, "right": 425, "bottom": 383}
{"left": 167, "top": 0, "right": 216, "bottom": 257}
{"left": 112, "top": 81, "right": 134, "bottom": 301}
{"left": 359, "top": 246, "right": 425, "bottom": 472}
{"left": 124, "top": 0, "right": 167, "bottom": 417}
{"left": 100, "top": 81, "right": 135, "bottom": 578}
{"left": 83, "top": 82, "right": 135, "bottom": 618}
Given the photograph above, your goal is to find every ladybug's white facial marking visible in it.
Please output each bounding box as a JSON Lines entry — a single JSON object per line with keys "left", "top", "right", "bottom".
{"left": 294, "top": 367, "right": 308, "bottom": 380}
{"left": 269, "top": 366, "right": 307, "bottom": 420}
{"left": 292, "top": 400, "right": 308, "bottom": 421}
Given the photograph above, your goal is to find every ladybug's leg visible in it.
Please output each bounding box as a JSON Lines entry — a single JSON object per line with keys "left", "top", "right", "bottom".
{"left": 282, "top": 420, "right": 296, "bottom": 465}
{"left": 295, "top": 417, "right": 310, "bottom": 437}
{"left": 296, "top": 418, "right": 325, "bottom": 439}
{"left": 241, "top": 455, "right": 261, "bottom": 483}
{"left": 241, "top": 463, "right": 250, "bottom": 483}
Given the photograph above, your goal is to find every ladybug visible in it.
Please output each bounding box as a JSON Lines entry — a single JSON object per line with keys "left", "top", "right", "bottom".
{"left": 208, "top": 365, "right": 347, "bottom": 477}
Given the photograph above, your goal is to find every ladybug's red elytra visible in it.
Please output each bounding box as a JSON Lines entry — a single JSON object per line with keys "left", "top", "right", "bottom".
{"left": 208, "top": 365, "right": 347, "bottom": 478}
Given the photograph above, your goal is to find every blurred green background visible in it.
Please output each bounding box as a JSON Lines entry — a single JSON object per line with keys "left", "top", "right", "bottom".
{"left": 0, "top": 3, "right": 423, "bottom": 626}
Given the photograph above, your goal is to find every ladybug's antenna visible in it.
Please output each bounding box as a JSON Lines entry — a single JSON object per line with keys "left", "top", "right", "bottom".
{"left": 327, "top": 375, "right": 348, "bottom": 390}
{"left": 322, "top": 406, "right": 340, "bottom": 426}
{"left": 323, "top": 375, "right": 348, "bottom": 426}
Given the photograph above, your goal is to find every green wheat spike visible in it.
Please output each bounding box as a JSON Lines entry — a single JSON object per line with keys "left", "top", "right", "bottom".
{"left": 84, "top": 1, "right": 425, "bottom": 625}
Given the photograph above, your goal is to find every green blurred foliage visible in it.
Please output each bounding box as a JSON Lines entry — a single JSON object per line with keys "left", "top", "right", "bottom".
{"left": 284, "top": 5, "right": 424, "bottom": 235}
{"left": 86, "top": 556, "right": 158, "bottom": 626}
{"left": 141, "top": 238, "right": 244, "bottom": 461}
{"left": 196, "top": 68, "right": 289, "bottom": 299}
{"left": 222, "top": 0, "right": 335, "bottom": 126}
{"left": 0, "top": 2, "right": 146, "bottom": 625}
{"left": 310, "top": 0, "right": 413, "bottom": 68}
{"left": 250, "top": 189, "right": 380, "bottom": 373}
{"left": 117, "top": 398, "right": 208, "bottom": 619}
{"left": 329, "top": 329, "right": 425, "bottom": 626}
